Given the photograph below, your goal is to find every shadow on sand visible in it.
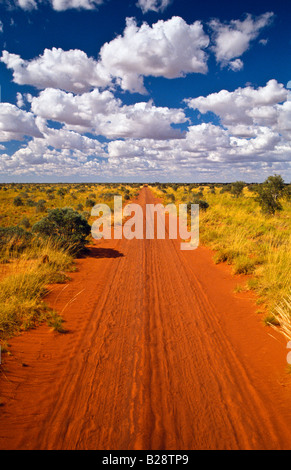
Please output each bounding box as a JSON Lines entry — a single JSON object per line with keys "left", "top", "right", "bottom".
{"left": 80, "top": 247, "right": 125, "bottom": 259}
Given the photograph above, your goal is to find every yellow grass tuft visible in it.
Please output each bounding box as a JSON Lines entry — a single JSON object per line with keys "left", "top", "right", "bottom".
{"left": 270, "top": 295, "right": 291, "bottom": 341}
{"left": 0, "top": 239, "right": 74, "bottom": 344}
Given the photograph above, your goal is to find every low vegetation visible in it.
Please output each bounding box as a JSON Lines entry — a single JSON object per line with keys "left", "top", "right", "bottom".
{"left": 150, "top": 176, "right": 291, "bottom": 340}
{"left": 0, "top": 178, "right": 290, "bottom": 351}
{"left": 0, "top": 182, "right": 140, "bottom": 349}
{"left": 0, "top": 239, "right": 75, "bottom": 345}
{"left": 32, "top": 207, "right": 91, "bottom": 254}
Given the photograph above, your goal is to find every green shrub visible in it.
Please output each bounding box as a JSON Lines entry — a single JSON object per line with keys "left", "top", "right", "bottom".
{"left": 19, "top": 217, "right": 31, "bottom": 229}
{"left": 255, "top": 174, "right": 285, "bottom": 215}
{"left": 0, "top": 226, "right": 32, "bottom": 257}
{"left": 231, "top": 181, "right": 245, "bottom": 198}
{"left": 26, "top": 198, "right": 36, "bottom": 207}
{"left": 32, "top": 207, "right": 91, "bottom": 254}
{"left": 35, "top": 199, "right": 47, "bottom": 213}
{"left": 13, "top": 196, "right": 23, "bottom": 206}
{"left": 85, "top": 198, "right": 96, "bottom": 208}
{"left": 188, "top": 199, "right": 209, "bottom": 211}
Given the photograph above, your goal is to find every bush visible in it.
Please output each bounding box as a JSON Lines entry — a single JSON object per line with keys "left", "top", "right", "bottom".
{"left": 19, "top": 217, "right": 31, "bottom": 229}
{"left": 220, "top": 184, "right": 232, "bottom": 193}
{"left": 0, "top": 226, "right": 32, "bottom": 257}
{"left": 85, "top": 198, "right": 96, "bottom": 208}
{"left": 187, "top": 199, "right": 209, "bottom": 218}
{"left": 13, "top": 196, "right": 23, "bottom": 206}
{"left": 189, "top": 199, "right": 209, "bottom": 211}
{"left": 26, "top": 198, "right": 36, "bottom": 207}
{"left": 19, "top": 192, "right": 29, "bottom": 199}
{"left": 255, "top": 174, "right": 285, "bottom": 215}
{"left": 81, "top": 211, "right": 90, "bottom": 221}
{"left": 35, "top": 199, "right": 47, "bottom": 213}
{"left": 231, "top": 181, "right": 245, "bottom": 198}
{"left": 57, "top": 188, "right": 66, "bottom": 197}
{"left": 32, "top": 208, "right": 91, "bottom": 254}
{"left": 283, "top": 185, "right": 291, "bottom": 201}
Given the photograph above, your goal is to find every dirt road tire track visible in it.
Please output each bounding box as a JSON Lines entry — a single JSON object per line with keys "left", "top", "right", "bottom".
{"left": 0, "top": 187, "right": 290, "bottom": 449}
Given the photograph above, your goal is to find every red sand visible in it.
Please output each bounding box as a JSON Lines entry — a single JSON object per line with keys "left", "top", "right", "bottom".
{"left": 0, "top": 187, "right": 290, "bottom": 450}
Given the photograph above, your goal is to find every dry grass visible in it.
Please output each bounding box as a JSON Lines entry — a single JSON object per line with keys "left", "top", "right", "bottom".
{"left": 0, "top": 183, "right": 141, "bottom": 348}
{"left": 0, "top": 182, "right": 139, "bottom": 228}
{"left": 150, "top": 183, "right": 291, "bottom": 337}
{"left": 0, "top": 239, "right": 75, "bottom": 345}
{"left": 270, "top": 295, "right": 291, "bottom": 341}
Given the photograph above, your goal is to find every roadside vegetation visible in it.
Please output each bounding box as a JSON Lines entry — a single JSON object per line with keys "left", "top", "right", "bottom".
{"left": 0, "top": 178, "right": 290, "bottom": 349}
{"left": 150, "top": 176, "right": 291, "bottom": 340}
{"left": 0, "top": 183, "right": 140, "bottom": 349}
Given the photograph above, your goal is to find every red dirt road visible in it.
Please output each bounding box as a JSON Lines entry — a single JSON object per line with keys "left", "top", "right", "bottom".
{"left": 0, "top": 187, "right": 291, "bottom": 450}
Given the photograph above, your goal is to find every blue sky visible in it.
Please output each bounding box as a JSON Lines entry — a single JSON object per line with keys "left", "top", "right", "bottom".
{"left": 0, "top": 0, "right": 290, "bottom": 182}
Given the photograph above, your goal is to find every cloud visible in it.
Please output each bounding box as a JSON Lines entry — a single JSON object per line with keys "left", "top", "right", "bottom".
{"left": 1, "top": 17, "right": 209, "bottom": 95}
{"left": 1, "top": 78, "right": 290, "bottom": 180}
{"left": 178, "top": 80, "right": 290, "bottom": 178}
{"left": 2, "top": 115, "right": 290, "bottom": 180}
{"left": 99, "top": 17, "right": 209, "bottom": 93}
{"left": 0, "top": 21, "right": 3, "bottom": 33}
{"left": 30, "top": 87, "right": 187, "bottom": 139}
{"left": 0, "top": 139, "right": 103, "bottom": 174}
{"left": 0, "top": 103, "right": 43, "bottom": 142}
{"left": 96, "top": 100, "right": 186, "bottom": 140}
{"left": 50, "top": 0, "right": 104, "bottom": 11}
{"left": 14, "top": 0, "right": 104, "bottom": 10}
{"left": 228, "top": 58, "right": 243, "bottom": 72}
{"left": 0, "top": 118, "right": 107, "bottom": 175}
{"left": 209, "top": 12, "right": 274, "bottom": 68}
{"left": 185, "top": 80, "right": 287, "bottom": 129}
{"left": 277, "top": 100, "right": 291, "bottom": 132}
{"left": 136, "top": 0, "right": 172, "bottom": 14}
{"left": 30, "top": 87, "right": 119, "bottom": 130}
{"left": 16, "top": 92, "right": 25, "bottom": 108}
{"left": 105, "top": 121, "right": 291, "bottom": 180}
{"left": 16, "top": 0, "right": 38, "bottom": 10}
{"left": 259, "top": 38, "right": 269, "bottom": 46}
{"left": 1, "top": 48, "right": 110, "bottom": 94}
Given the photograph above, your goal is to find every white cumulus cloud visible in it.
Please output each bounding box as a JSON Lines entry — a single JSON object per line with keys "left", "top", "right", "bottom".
{"left": 136, "top": 0, "right": 172, "bottom": 14}
{"left": 185, "top": 79, "right": 287, "bottom": 129}
{"left": 1, "top": 17, "right": 210, "bottom": 95}
{"left": 0, "top": 103, "right": 43, "bottom": 142}
{"left": 209, "top": 12, "right": 274, "bottom": 68}
{"left": 30, "top": 87, "right": 187, "bottom": 139}
{"left": 228, "top": 58, "right": 243, "bottom": 72}
{"left": 1, "top": 48, "right": 110, "bottom": 94}
{"left": 51, "top": 0, "right": 104, "bottom": 11}
{"left": 14, "top": 0, "right": 104, "bottom": 10}
{"left": 99, "top": 16, "right": 209, "bottom": 93}
{"left": 16, "top": 0, "right": 38, "bottom": 10}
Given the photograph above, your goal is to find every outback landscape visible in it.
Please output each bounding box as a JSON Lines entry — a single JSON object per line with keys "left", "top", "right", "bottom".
{"left": 0, "top": 0, "right": 290, "bottom": 452}
{"left": 0, "top": 178, "right": 290, "bottom": 449}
